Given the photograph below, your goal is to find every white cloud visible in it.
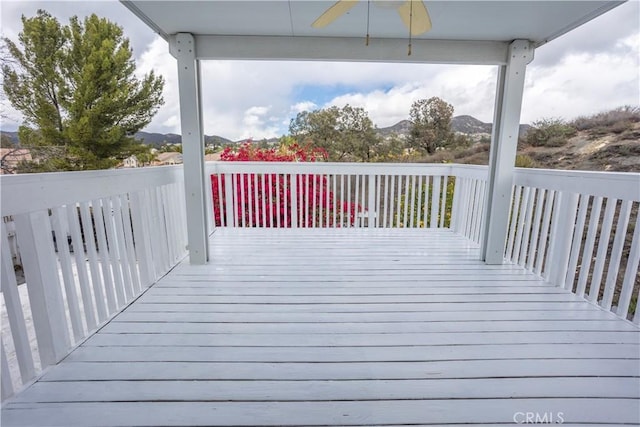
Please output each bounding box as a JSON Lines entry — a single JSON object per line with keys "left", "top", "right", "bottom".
{"left": 1, "top": 1, "right": 638, "bottom": 141}
{"left": 522, "top": 33, "right": 640, "bottom": 123}
{"left": 290, "top": 101, "right": 318, "bottom": 114}
{"left": 326, "top": 66, "right": 497, "bottom": 127}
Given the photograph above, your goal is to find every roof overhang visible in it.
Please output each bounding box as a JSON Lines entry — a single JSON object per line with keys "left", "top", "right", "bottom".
{"left": 121, "top": 0, "right": 624, "bottom": 65}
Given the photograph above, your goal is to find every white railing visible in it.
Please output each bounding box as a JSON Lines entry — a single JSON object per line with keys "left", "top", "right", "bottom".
{"left": 507, "top": 168, "right": 640, "bottom": 324}
{"left": 206, "top": 162, "right": 482, "bottom": 231}
{"left": 206, "top": 161, "right": 638, "bottom": 322}
{"left": 0, "top": 166, "right": 187, "bottom": 400}
{"left": 449, "top": 165, "right": 488, "bottom": 245}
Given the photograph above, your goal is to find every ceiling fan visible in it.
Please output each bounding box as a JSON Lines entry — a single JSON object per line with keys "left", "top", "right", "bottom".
{"left": 312, "top": 0, "right": 432, "bottom": 36}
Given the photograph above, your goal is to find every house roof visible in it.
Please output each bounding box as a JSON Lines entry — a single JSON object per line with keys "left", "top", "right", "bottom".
{"left": 121, "top": 1, "right": 623, "bottom": 64}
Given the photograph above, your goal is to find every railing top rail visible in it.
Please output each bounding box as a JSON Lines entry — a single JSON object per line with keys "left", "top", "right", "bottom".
{"left": 1, "top": 166, "right": 184, "bottom": 216}
{"left": 206, "top": 161, "right": 457, "bottom": 176}
{"left": 449, "top": 164, "right": 489, "bottom": 180}
{"left": 514, "top": 167, "right": 640, "bottom": 201}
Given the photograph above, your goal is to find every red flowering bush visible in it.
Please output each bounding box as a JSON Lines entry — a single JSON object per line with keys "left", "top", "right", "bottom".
{"left": 211, "top": 141, "right": 360, "bottom": 227}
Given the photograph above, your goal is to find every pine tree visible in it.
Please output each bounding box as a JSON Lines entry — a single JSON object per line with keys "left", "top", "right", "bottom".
{"left": 2, "top": 10, "right": 164, "bottom": 171}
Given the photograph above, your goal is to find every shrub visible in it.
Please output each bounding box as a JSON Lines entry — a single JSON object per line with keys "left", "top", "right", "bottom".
{"left": 211, "top": 141, "right": 360, "bottom": 227}
{"left": 525, "top": 118, "right": 576, "bottom": 147}
{"left": 571, "top": 106, "right": 640, "bottom": 131}
{"left": 515, "top": 154, "right": 536, "bottom": 168}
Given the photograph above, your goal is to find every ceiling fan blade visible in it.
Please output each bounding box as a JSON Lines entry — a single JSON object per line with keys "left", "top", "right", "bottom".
{"left": 312, "top": 0, "right": 360, "bottom": 28}
{"left": 397, "top": 0, "right": 432, "bottom": 35}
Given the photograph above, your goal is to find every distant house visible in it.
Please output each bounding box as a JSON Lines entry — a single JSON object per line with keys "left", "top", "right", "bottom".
{"left": 0, "top": 148, "right": 32, "bottom": 174}
{"left": 154, "top": 152, "right": 183, "bottom": 166}
{"left": 122, "top": 155, "right": 140, "bottom": 168}
{"left": 204, "top": 152, "right": 222, "bottom": 162}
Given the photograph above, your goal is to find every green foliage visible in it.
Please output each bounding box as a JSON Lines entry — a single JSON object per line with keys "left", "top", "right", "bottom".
{"left": 289, "top": 104, "right": 383, "bottom": 162}
{"left": 525, "top": 117, "right": 576, "bottom": 147}
{"left": 393, "top": 178, "right": 455, "bottom": 228}
{"left": 2, "top": 10, "right": 164, "bottom": 171}
{"left": 515, "top": 154, "right": 536, "bottom": 168}
{"left": 571, "top": 106, "right": 640, "bottom": 131}
{"left": 407, "top": 97, "right": 455, "bottom": 154}
{"left": 0, "top": 134, "right": 14, "bottom": 148}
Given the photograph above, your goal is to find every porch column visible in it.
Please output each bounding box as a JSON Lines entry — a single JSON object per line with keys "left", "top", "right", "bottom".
{"left": 171, "top": 33, "right": 209, "bottom": 264}
{"left": 481, "top": 40, "right": 533, "bottom": 264}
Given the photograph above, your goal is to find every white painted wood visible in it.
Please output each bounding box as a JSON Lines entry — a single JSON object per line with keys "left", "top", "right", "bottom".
{"left": 66, "top": 203, "right": 97, "bottom": 331}
{"left": 15, "top": 377, "right": 640, "bottom": 403}
{"left": 602, "top": 200, "right": 632, "bottom": 310}
{"left": 1, "top": 339, "right": 13, "bottom": 400}
{"left": 79, "top": 202, "right": 107, "bottom": 322}
{"left": 518, "top": 187, "right": 536, "bottom": 265}
{"left": 6, "top": 398, "right": 639, "bottom": 426}
{"left": 513, "top": 186, "right": 530, "bottom": 264}
{"left": 129, "top": 192, "right": 153, "bottom": 288}
{"left": 536, "top": 190, "right": 555, "bottom": 277}
{"left": 1, "top": 223, "right": 35, "bottom": 383}
{"left": 13, "top": 211, "right": 70, "bottom": 366}
{"left": 440, "top": 176, "right": 449, "bottom": 229}
{"left": 430, "top": 176, "right": 441, "bottom": 228}
{"left": 617, "top": 210, "right": 640, "bottom": 319}
{"left": 111, "top": 196, "right": 134, "bottom": 302}
{"left": 188, "top": 34, "right": 510, "bottom": 64}
{"left": 101, "top": 198, "right": 126, "bottom": 307}
{"left": 514, "top": 167, "right": 640, "bottom": 201}
{"left": 41, "top": 356, "right": 640, "bottom": 382}
{"left": 576, "top": 196, "right": 603, "bottom": 297}
{"left": 50, "top": 207, "right": 84, "bottom": 341}
{"left": 483, "top": 40, "right": 533, "bottom": 264}
{"left": 1, "top": 166, "right": 183, "bottom": 216}
{"left": 66, "top": 342, "right": 640, "bottom": 363}
{"left": 506, "top": 185, "right": 521, "bottom": 260}
{"left": 527, "top": 188, "right": 545, "bottom": 270}
{"left": 222, "top": 173, "right": 233, "bottom": 227}
{"left": 91, "top": 199, "right": 117, "bottom": 314}
{"left": 173, "top": 33, "right": 208, "bottom": 264}
{"left": 588, "top": 198, "right": 617, "bottom": 303}
{"left": 547, "top": 192, "right": 579, "bottom": 287}
{"left": 565, "top": 194, "right": 589, "bottom": 291}
{"left": 160, "top": 186, "right": 177, "bottom": 262}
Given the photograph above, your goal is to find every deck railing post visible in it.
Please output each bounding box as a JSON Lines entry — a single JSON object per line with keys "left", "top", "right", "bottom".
{"left": 367, "top": 174, "right": 376, "bottom": 227}
{"left": 482, "top": 40, "right": 534, "bottom": 264}
{"left": 546, "top": 192, "right": 579, "bottom": 287}
{"left": 14, "top": 211, "right": 71, "bottom": 366}
{"left": 290, "top": 174, "right": 298, "bottom": 228}
{"left": 224, "top": 173, "right": 234, "bottom": 227}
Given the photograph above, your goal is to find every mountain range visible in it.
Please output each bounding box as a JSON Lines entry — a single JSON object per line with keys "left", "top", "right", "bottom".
{"left": 1, "top": 115, "right": 531, "bottom": 146}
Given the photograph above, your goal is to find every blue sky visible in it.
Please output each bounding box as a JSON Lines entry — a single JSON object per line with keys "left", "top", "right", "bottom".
{"left": 1, "top": 0, "right": 639, "bottom": 140}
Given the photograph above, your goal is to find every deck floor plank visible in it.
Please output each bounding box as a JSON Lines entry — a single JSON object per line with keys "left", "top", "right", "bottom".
{"left": 2, "top": 229, "right": 639, "bottom": 426}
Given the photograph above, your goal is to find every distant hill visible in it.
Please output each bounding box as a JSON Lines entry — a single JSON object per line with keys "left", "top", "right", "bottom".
{"left": 1, "top": 131, "right": 233, "bottom": 148}
{"left": 2, "top": 114, "right": 531, "bottom": 148}
{"left": 1, "top": 131, "right": 19, "bottom": 145}
{"left": 376, "top": 115, "right": 531, "bottom": 139}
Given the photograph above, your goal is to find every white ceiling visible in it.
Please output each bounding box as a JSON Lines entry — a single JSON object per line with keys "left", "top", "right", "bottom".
{"left": 122, "top": 0, "right": 623, "bottom": 45}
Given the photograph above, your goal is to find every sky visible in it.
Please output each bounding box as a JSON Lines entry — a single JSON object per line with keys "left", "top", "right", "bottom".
{"left": 1, "top": 0, "right": 639, "bottom": 141}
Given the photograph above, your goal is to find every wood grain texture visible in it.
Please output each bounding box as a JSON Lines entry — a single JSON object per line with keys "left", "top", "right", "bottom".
{"left": 3, "top": 229, "right": 639, "bottom": 426}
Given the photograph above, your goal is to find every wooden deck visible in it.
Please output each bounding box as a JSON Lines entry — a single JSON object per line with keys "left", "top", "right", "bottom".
{"left": 2, "top": 228, "right": 639, "bottom": 426}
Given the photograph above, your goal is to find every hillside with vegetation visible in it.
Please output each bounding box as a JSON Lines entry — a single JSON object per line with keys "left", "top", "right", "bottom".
{"left": 414, "top": 106, "right": 640, "bottom": 172}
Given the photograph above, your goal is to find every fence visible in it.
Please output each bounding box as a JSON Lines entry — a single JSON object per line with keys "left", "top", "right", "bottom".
{"left": 0, "top": 166, "right": 187, "bottom": 399}
{"left": 206, "top": 162, "right": 483, "bottom": 231}
{"left": 507, "top": 168, "right": 639, "bottom": 323}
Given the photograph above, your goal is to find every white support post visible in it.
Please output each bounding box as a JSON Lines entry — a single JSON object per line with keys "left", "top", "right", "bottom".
{"left": 482, "top": 40, "right": 533, "bottom": 264}
{"left": 171, "top": 33, "right": 209, "bottom": 264}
